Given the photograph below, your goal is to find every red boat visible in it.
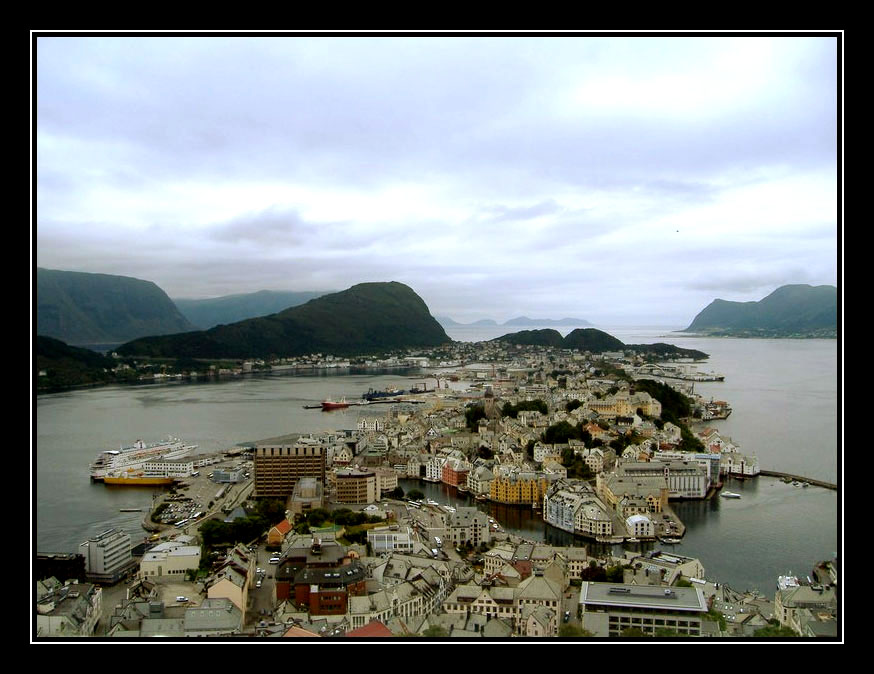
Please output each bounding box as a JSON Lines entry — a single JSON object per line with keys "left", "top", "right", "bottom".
{"left": 321, "top": 398, "right": 350, "bottom": 411}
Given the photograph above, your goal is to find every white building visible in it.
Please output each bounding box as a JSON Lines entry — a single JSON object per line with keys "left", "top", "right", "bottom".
{"left": 139, "top": 541, "right": 202, "bottom": 579}
{"left": 80, "top": 528, "right": 134, "bottom": 583}
{"left": 368, "top": 526, "right": 415, "bottom": 554}
{"left": 625, "top": 514, "right": 655, "bottom": 538}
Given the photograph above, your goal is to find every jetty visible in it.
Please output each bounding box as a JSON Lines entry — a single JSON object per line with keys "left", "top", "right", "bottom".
{"left": 758, "top": 470, "right": 837, "bottom": 490}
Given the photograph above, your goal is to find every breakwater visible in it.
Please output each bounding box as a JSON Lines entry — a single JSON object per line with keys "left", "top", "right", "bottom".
{"left": 757, "top": 470, "right": 837, "bottom": 490}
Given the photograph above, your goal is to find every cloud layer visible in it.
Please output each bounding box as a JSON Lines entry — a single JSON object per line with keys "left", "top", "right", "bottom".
{"left": 35, "top": 34, "right": 840, "bottom": 325}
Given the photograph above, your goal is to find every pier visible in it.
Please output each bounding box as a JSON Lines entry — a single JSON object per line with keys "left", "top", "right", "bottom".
{"left": 757, "top": 470, "right": 837, "bottom": 490}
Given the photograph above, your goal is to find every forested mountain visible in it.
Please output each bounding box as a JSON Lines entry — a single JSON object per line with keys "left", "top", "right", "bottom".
{"left": 683, "top": 284, "right": 837, "bottom": 337}
{"left": 36, "top": 268, "right": 197, "bottom": 347}
{"left": 117, "top": 282, "right": 451, "bottom": 358}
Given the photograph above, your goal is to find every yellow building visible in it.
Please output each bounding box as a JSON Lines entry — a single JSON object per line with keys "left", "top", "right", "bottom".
{"left": 490, "top": 473, "right": 551, "bottom": 505}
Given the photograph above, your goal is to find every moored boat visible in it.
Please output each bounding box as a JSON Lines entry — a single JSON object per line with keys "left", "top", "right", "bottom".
{"left": 90, "top": 437, "right": 197, "bottom": 482}
{"left": 720, "top": 491, "right": 742, "bottom": 499}
{"left": 321, "top": 398, "right": 350, "bottom": 410}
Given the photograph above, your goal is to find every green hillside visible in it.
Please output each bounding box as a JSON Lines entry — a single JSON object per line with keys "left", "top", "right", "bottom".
{"left": 117, "top": 281, "right": 451, "bottom": 359}
{"left": 683, "top": 284, "right": 837, "bottom": 337}
{"left": 35, "top": 336, "right": 120, "bottom": 391}
{"left": 37, "top": 268, "right": 197, "bottom": 347}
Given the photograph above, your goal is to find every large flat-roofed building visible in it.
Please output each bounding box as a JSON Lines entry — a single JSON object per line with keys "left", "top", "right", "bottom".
{"left": 253, "top": 442, "right": 326, "bottom": 499}
{"left": 579, "top": 582, "right": 708, "bottom": 637}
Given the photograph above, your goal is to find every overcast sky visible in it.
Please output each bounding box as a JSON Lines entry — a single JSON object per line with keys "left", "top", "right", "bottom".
{"left": 34, "top": 33, "right": 840, "bottom": 326}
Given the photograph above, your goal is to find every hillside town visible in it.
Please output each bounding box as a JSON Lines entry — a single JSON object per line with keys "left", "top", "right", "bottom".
{"left": 35, "top": 340, "right": 837, "bottom": 639}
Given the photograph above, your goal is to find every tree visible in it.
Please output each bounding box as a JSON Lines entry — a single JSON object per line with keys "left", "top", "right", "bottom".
{"left": 620, "top": 627, "right": 650, "bottom": 637}
{"left": 559, "top": 624, "right": 593, "bottom": 637}
{"left": 753, "top": 625, "right": 798, "bottom": 638}
{"left": 389, "top": 486, "right": 405, "bottom": 499}
{"left": 407, "top": 489, "right": 425, "bottom": 501}
{"left": 422, "top": 626, "right": 449, "bottom": 638}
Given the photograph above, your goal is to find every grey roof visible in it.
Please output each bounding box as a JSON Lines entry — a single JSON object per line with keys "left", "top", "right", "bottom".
{"left": 580, "top": 582, "right": 707, "bottom": 612}
{"left": 140, "top": 617, "right": 185, "bottom": 637}
{"left": 184, "top": 598, "right": 242, "bottom": 633}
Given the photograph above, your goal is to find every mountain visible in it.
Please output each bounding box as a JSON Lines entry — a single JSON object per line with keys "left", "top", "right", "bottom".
{"left": 173, "top": 290, "right": 330, "bottom": 330}
{"left": 36, "top": 268, "right": 197, "bottom": 348}
{"left": 494, "top": 327, "right": 708, "bottom": 359}
{"left": 116, "top": 281, "right": 451, "bottom": 359}
{"left": 503, "top": 316, "right": 593, "bottom": 327}
{"left": 493, "top": 329, "right": 566, "bottom": 348}
{"left": 683, "top": 284, "right": 838, "bottom": 337}
{"left": 436, "top": 316, "right": 498, "bottom": 327}
{"left": 561, "top": 328, "right": 625, "bottom": 352}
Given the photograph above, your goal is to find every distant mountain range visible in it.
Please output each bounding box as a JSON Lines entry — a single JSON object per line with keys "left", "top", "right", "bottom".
{"left": 36, "top": 268, "right": 197, "bottom": 347}
{"left": 173, "top": 290, "right": 331, "bottom": 330}
{"left": 494, "top": 328, "right": 708, "bottom": 359}
{"left": 683, "top": 284, "right": 837, "bottom": 337}
{"left": 437, "top": 315, "right": 593, "bottom": 328}
{"left": 117, "top": 282, "right": 451, "bottom": 359}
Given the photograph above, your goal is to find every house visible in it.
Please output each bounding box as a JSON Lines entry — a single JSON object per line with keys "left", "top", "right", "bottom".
{"left": 520, "top": 604, "right": 558, "bottom": 637}
{"left": 206, "top": 544, "right": 254, "bottom": 614}
{"left": 267, "top": 519, "right": 294, "bottom": 547}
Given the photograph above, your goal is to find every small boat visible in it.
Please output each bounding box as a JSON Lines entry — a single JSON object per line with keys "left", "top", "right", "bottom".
{"left": 626, "top": 537, "right": 640, "bottom": 543}
{"left": 119, "top": 508, "right": 142, "bottom": 512}
{"left": 721, "top": 491, "right": 741, "bottom": 499}
{"left": 659, "top": 537, "right": 682, "bottom": 544}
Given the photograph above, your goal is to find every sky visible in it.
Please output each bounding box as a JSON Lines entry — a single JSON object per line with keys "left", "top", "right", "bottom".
{"left": 34, "top": 33, "right": 840, "bottom": 326}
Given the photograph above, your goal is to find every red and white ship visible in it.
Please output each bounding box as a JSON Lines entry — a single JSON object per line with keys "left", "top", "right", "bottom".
{"left": 321, "top": 398, "right": 351, "bottom": 411}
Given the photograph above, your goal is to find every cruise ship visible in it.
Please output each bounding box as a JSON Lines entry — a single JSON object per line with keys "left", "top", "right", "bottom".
{"left": 90, "top": 437, "right": 197, "bottom": 481}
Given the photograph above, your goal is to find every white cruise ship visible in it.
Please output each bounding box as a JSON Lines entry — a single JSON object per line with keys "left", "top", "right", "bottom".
{"left": 90, "top": 437, "right": 198, "bottom": 481}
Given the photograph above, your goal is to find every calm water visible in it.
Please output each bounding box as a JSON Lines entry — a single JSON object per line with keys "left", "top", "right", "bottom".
{"left": 34, "top": 326, "right": 840, "bottom": 594}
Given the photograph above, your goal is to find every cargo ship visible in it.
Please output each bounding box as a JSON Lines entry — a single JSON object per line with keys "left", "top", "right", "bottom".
{"left": 90, "top": 437, "right": 197, "bottom": 481}
{"left": 321, "top": 398, "right": 351, "bottom": 410}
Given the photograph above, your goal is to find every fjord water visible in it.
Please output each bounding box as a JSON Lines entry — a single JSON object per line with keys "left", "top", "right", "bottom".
{"left": 34, "top": 326, "right": 839, "bottom": 594}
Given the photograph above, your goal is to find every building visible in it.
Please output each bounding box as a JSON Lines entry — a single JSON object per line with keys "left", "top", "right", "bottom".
{"left": 35, "top": 579, "right": 103, "bottom": 637}
{"left": 445, "top": 507, "right": 491, "bottom": 548}
{"left": 490, "top": 471, "right": 554, "bottom": 505}
{"left": 139, "top": 541, "right": 201, "bottom": 579}
{"left": 267, "top": 519, "right": 294, "bottom": 548}
{"left": 616, "top": 461, "right": 709, "bottom": 499}
{"left": 368, "top": 526, "right": 415, "bottom": 555}
{"left": 206, "top": 544, "right": 254, "bottom": 615}
{"left": 334, "top": 468, "right": 377, "bottom": 504}
{"left": 625, "top": 514, "right": 655, "bottom": 539}
{"left": 775, "top": 584, "right": 837, "bottom": 635}
{"left": 579, "top": 582, "right": 708, "bottom": 637}
{"left": 289, "top": 477, "right": 323, "bottom": 517}
{"left": 183, "top": 597, "right": 244, "bottom": 636}
{"left": 79, "top": 528, "right": 135, "bottom": 584}
{"left": 442, "top": 457, "right": 470, "bottom": 488}
{"left": 253, "top": 441, "right": 326, "bottom": 499}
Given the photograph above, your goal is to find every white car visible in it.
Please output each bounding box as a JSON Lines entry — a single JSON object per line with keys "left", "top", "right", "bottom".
{"left": 176, "top": 596, "right": 189, "bottom": 603}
